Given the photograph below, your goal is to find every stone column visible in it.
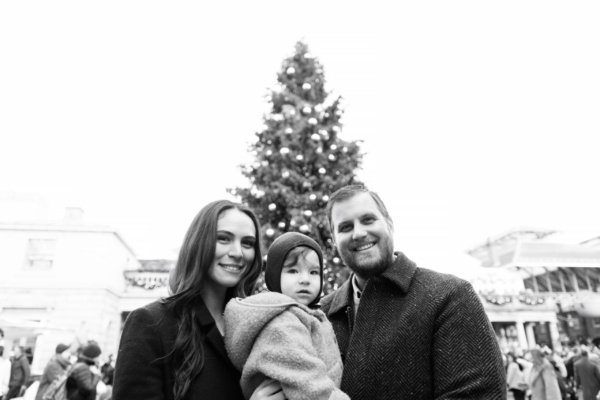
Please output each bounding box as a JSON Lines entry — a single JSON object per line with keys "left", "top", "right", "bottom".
{"left": 548, "top": 321, "right": 563, "bottom": 353}
{"left": 525, "top": 323, "right": 537, "bottom": 349}
{"left": 516, "top": 322, "right": 529, "bottom": 352}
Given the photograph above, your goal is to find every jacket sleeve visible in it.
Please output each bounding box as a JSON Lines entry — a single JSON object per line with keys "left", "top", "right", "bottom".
{"left": 71, "top": 364, "right": 100, "bottom": 397}
{"left": 21, "top": 358, "right": 31, "bottom": 387}
{"left": 112, "top": 307, "right": 167, "bottom": 400}
{"left": 243, "top": 312, "right": 349, "bottom": 400}
{"left": 432, "top": 280, "right": 506, "bottom": 399}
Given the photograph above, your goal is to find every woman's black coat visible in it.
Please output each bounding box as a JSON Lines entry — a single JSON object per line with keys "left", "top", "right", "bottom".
{"left": 112, "top": 299, "right": 244, "bottom": 400}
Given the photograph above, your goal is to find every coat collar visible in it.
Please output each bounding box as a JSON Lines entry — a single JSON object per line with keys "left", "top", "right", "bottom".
{"left": 197, "top": 296, "right": 230, "bottom": 362}
{"left": 325, "top": 252, "right": 417, "bottom": 317}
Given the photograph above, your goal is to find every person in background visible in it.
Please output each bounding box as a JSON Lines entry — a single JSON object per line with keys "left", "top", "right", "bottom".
{"left": 0, "top": 345, "right": 11, "bottom": 400}
{"left": 35, "top": 343, "right": 71, "bottom": 400}
{"left": 574, "top": 349, "right": 600, "bottom": 400}
{"left": 113, "top": 200, "right": 285, "bottom": 400}
{"left": 529, "top": 349, "right": 561, "bottom": 400}
{"left": 506, "top": 352, "right": 527, "bottom": 400}
{"left": 66, "top": 342, "right": 102, "bottom": 400}
{"left": 6, "top": 346, "right": 30, "bottom": 400}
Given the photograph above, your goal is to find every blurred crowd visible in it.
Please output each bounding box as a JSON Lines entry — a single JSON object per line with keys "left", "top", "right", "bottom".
{"left": 0, "top": 329, "right": 114, "bottom": 400}
{"left": 505, "top": 342, "right": 600, "bottom": 400}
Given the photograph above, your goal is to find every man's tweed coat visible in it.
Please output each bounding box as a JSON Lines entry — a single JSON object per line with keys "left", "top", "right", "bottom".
{"left": 320, "top": 252, "right": 507, "bottom": 400}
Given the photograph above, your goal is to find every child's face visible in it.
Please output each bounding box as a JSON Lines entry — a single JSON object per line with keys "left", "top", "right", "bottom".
{"left": 280, "top": 249, "right": 321, "bottom": 306}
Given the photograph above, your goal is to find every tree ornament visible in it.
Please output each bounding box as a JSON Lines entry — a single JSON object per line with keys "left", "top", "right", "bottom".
{"left": 302, "top": 83, "right": 312, "bottom": 90}
{"left": 311, "top": 133, "right": 321, "bottom": 141}
{"left": 300, "top": 224, "right": 310, "bottom": 232}
{"left": 280, "top": 147, "right": 290, "bottom": 155}
{"left": 328, "top": 154, "right": 336, "bottom": 161}
{"left": 309, "top": 194, "right": 317, "bottom": 201}
{"left": 316, "top": 147, "right": 323, "bottom": 154}
{"left": 266, "top": 150, "right": 273, "bottom": 156}
{"left": 261, "top": 160, "right": 269, "bottom": 166}
{"left": 315, "top": 105, "right": 323, "bottom": 113}
{"left": 322, "top": 195, "right": 329, "bottom": 202}
{"left": 308, "top": 118, "right": 317, "bottom": 125}
{"left": 303, "top": 210, "right": 313, "bottom": 217}
{"left": 278, "top": 221, "right": 286, "bottom": 229}
{"left": 330, "top": 144, "right": 337, "bottom": 150}
{"left": 286, "top": 67, "right": 295, "bottom": 75}
{"left": 256, "top": 190, "right": 265, "bottom": 198}
{"left": 268, "top": 203, "right": 277, "bottom": 211}
{"left": 318, "top": 129, "right": 327, "bottom": 135}
{"left": 342, "top": 146, "right": 348, "bottom": 152}
{"left": 252, "top": 162, "right": 260, "bottom": 169}
{"left": 302, "top": 181, "right": 312, "bottom": 188}
{"left": 318, "top": 167, "right": 326, "bottom": 174}
{"left": 290, "top": 219, "right": 297, "bottom": 226}
{"left": 333, "top": 257, "right": 340, "bottom": 264}
{"left": 285, "top": 127, "right": 293, "bottom": 134}
{"left": 266, "top": 228, "right": 275, "bottom": 237}
{"left": 302, "top": 106, "right": 311, "bottom": 114}
{"left": 332, "top": 126, "right": 340, "bottom": 132}
{"left": 296, "top": 154, "right": 304, "bottom": 161}
{"left": 282, "top": 171, "right": 290, "bottom": 178}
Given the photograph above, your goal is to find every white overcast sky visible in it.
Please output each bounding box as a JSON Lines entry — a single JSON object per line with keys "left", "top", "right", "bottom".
{"left": 1, "top": 1, "right": 599, "bottom": 274}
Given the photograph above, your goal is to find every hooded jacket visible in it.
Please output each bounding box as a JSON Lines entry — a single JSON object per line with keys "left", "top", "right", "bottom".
{"left": 35, "top": 354, "right": 70, "bottom": 400}
{"left": 224, "top": 292, "right": 349, "bottom": 400}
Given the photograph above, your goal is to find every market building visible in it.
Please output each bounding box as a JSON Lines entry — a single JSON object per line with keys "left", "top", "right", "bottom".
{"left": 467, "top": 228, "right": 600, "bottom": 354}
{"left": 0, "top": 194, "right": 170, "bottom": 375}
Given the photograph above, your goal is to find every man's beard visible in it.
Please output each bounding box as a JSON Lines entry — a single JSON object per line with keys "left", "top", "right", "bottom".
{"left": 339, "top": 236, "right": 394, "bottom": 280}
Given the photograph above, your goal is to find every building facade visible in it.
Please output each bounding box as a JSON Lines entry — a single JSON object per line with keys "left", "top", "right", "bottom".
{"left": 0, "top": 205, "right": 170, "bottom": 375}
{"left": 467, "top": 228, "right": 600, "bottom": 354}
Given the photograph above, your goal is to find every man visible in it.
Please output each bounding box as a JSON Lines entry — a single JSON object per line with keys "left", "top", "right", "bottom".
{"left": 574, "top": 350, "right": 600, "bottom": 400}
{"left": 67, "top": 342, "right": 102, "bottom": 400}
{"left": 35, "top": 343, "right": 71, "bottom": 400}
{"left": 6, "top": 346, "right": 30, "bottom": 400}
{"left": 321, "top": 185, "right": 506, "bottom": 399}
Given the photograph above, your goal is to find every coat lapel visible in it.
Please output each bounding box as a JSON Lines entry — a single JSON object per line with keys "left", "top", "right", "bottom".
{"left": 197, "top": 298, "right": 235, "bottom": 368}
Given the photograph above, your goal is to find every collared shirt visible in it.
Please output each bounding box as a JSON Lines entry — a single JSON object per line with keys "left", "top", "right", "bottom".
{"left": 351, "top": 274, "right": 363, "bottom": 318}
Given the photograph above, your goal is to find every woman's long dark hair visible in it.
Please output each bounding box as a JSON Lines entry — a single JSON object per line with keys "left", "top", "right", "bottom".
{"left": 161, "top": 200, "right": 263, "bottom": 400}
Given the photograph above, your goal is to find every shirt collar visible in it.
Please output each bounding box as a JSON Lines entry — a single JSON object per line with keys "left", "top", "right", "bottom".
{"left": 324, "top": 252, "right": 417, "bottom": 317}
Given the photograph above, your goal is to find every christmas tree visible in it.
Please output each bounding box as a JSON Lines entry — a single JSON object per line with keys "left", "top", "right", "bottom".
{"left": 229, "top": 41, "right": 363, "bottom": 294}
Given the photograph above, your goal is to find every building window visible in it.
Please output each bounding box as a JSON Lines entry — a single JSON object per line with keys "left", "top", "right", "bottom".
{"left": 24, "top": 239, "right": 56, "bottom": 269}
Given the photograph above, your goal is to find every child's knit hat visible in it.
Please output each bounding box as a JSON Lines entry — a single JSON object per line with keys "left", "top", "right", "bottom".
{"left": 265, "top": 232, "right": 323, "bottom": 307}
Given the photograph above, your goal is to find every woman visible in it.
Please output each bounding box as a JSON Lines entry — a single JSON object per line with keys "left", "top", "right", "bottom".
{"left": 112, "top": 200, "right": 284, "bottom": 400}
{"left": 506, "top": 352, "right": 527, "bottom": 400}
{"left": 529, "top": 349, "right": 561, "bottom": 400}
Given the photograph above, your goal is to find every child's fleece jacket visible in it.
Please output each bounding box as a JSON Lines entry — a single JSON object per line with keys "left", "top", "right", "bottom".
{"left": 223, "top": 291, "right": 349, "bottom": 400}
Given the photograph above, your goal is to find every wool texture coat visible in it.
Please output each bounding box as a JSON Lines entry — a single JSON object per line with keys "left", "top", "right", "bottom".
{"left": 112, "top": 299, "right": 244, "bottom": 400}
{"left": 320, "top": 252, "right": 507, "bottom": 400}
{"left": 574, "top": 357, "right": 600, "bottom": 400}
{"left": 224, "top": 292, "right": 348, "bottom": 400}
{"left": 35, "top": 354, "right": 70, "bottom": 400}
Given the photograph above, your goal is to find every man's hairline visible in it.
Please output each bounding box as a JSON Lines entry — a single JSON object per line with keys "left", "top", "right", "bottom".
{"left": 328, "top": 192, "right": 394, "bottom": 244}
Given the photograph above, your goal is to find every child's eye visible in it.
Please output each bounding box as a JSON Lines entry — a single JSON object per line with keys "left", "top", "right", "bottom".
{"left": 286, "top": 268, "right": 298, "bottom": 274}
{"left": 218, "top": 236, "right": 230, "bottom": 243}
{"left": 310, "top": 270, "right": 320, "bottom": 275}
{"left": 242, "top": 240, "right": 255, "bottom": 248}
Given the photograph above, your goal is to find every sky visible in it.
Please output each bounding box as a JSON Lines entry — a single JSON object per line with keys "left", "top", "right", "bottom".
{"left": 1, "top": 1, "right": 599, "bottom": 274}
